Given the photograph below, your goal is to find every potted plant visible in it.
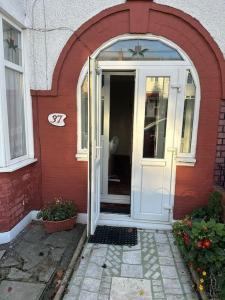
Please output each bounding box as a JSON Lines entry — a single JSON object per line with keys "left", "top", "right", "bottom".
{"left": 37, "top": 198, "right": 77, "bottom": 233}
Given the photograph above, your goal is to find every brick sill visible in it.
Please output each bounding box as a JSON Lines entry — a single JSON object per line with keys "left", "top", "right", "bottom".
{"left": 0, "top": 158, "right": 38, "bottom": 173}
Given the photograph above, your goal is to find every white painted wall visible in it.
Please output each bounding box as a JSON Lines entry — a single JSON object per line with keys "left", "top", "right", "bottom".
{"left": 0, "top": 0, "right": 25, "bottom": 26}
{"left": 1, "top": 1, "right": 225, "bottom": 90}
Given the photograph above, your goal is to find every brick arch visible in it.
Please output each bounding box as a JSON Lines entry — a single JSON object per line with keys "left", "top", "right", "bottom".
{"left": 33, "top": 1, "right": 225, "bottom": 99}
{"left": 35, "top": 1, "right": 225, "bottom": 219}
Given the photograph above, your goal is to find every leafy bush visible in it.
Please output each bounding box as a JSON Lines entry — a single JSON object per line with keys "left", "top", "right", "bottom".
{"left": 37, "top": 198, "right": 77, "bottom": 221}
{"left": 190, "top": 191, "right": 223, "bottom": 222}
{"left": 173, "top": 217, "right": 225, "bottom": 298}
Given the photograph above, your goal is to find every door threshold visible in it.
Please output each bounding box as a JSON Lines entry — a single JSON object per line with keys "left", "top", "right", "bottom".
{"left": 99, "top": 213, "right": 172, "bottom": 230}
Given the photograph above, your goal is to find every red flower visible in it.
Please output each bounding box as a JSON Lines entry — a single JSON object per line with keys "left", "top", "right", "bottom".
{"left": 196, "top": 239, "right": 212, "bottom": 249}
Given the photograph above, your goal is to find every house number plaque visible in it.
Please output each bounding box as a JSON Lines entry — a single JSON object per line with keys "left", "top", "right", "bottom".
{"left": 48, "top": 113, "right": 66, "bottom": 127}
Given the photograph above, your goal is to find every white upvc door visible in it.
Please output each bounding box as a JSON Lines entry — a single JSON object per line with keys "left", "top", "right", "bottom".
{"left": 131, "top": 68, "right": 179, "bottom": 222}
{"left": 88, "top": 58, "right": 102, "bottom": 235}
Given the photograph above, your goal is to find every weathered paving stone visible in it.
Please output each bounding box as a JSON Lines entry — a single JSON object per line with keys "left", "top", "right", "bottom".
{"left": 160, "top": 266, "right": 178, "bottom": 279}
{"left": 67, "top": 285, "right": 80, "bottom": 297}
{"left": 166, "top": 295, "right": 186, "bottom": 300}
{"left": 121, "top": 264, "right": 143, "bottom": 278}
{"left": 159, "top": 257, "right": 175, "bottom": 266}
{"left": 110, "top": 277, "right": 152, "bottom": 300}
{"left": 70, "top": 276, "right": 83, "bottom": 286}
{"left": 23, "top": 225, "right": 46, "bottom": 242}
{"left": 38, "top": 265, "right": 55, "bottom": 283}
{"left": 122, "top": 250, "right": 142, "bottom": 264}
{"left": 163, "top": 278, "right": 183, "bottom": 294}
{"left": 154, "top": 291, "right": 165, "bottom": 298}
{"left": 91, "top": 247, "right": 107, "bottom": 257}
{"left": 98, "top": 294, "right": 109, "bottom": 300}
{"left": 7, "top": 268, "right": 31, "bottom": 281}
{"left": 44, "top": 231, "right": 74, "bottom": 248}
{"left": 0, "top": 250, "right": 6, "bottom": 260}
{"left": 79, "top": 290, "right": 98, "bottom": 300}
{"left": 89, "top": 255, "right": 105, "bottom": 265}
{"left": 0, "top": 256, "right": 21, "bottom": 268}
{"left": 85, "top": 262, "right": 103, "bottom": 279}
{"left": 82, "top": 277, "right": 101, "bottom": 292}
{"left": 0, "top": 281, "right": 45, "bottom": 300}
{"left": 51, "top": 247, "right": 65, "bottom": 262}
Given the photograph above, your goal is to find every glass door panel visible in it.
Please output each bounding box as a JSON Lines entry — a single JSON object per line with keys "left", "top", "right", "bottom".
{"left": 143, "top": 77, "right": 170, "bottom": 159}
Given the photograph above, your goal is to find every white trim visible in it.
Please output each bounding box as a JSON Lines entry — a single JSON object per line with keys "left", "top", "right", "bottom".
{"left": 0, "top": 210, "right": 34, "bottom": 244}
{"left": 77, "top": 213, "right": 87, "bottom": 224}
{"left": 101, "top": 194, "right": 130, "bottom": 204}
{"left": 0, "top": 158, "right": 37, "bottom": 172}
{"left": 0, "top": 13, "right": 34, "bottom": 170}
{"left": 0, "top": 211, "right": 87, "bottom": 244}
{"left": 99, "top": 213, "right": 172, "bottom": 230}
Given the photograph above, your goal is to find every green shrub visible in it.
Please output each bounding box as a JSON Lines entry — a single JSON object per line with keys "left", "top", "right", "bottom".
{"left": 173, "top": 218, "right": 225, "bottom": 298}
{"left": 190, "top": 191, "right": 223, "bottom": 222}
{"left": 37, "top": 198, "right": 77, "bottom": 221}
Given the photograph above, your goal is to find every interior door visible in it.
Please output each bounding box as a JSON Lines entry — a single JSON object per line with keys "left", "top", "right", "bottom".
{"left": 132, "top": 68, "right": 178, "bottom": 222}
{"left": 88, "top": 58, "right": 102, "bottom": 235}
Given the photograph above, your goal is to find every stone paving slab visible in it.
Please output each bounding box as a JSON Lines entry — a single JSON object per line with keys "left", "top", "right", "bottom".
{"left": 64, "top": 230, "right": 198, "bottom": 300}
{"left": 0, "top": 222, "right": 86, "bottom": 299}
{"left": 0, "top": 280, "right": 45, "bottom": 300}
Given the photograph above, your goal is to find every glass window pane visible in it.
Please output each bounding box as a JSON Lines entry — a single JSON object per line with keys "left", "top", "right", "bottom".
{"left": 180, "top": 70, "right": 196, "bottom": 153}
{"left": 143, "top": 77, "right": 169, "bottom": 158}
{"left": 3, "top": 20, "right": 22, "bottom": 65}
{"left": 97, "top": 39, "right": 183, "bottom": 61}
{"left": 5, "top": 68, "right": 26, "bottom": 159}
{"left": 81, "top": 74, "right": 88, "bottom": 149}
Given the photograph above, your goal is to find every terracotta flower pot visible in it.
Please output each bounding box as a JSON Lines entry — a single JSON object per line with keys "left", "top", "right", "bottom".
{"left": 43, "top": 216, "right": 77, "bottom": 233}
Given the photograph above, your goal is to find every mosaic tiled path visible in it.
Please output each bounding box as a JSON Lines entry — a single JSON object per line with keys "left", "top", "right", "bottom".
{"left": 63, "top": 230, "right": 198, "bottom": 300}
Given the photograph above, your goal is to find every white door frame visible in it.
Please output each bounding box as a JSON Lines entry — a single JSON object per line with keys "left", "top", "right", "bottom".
{"left": 97, "top": 61, "right": 181, "bottom": 226}
{"left": 86, "top": 34, "right": 201, "bottom": 230}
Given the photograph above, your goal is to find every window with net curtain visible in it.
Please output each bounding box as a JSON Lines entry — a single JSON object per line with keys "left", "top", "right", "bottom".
{"left": 80, "top": 39, "right": 183, "bottom": 150}
{"left": 3, "top": 20, "right": 27, "bottom": 160}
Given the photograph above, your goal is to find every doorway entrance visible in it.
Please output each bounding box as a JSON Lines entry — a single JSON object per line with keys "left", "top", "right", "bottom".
{"left": 87, "top": 36, "right": 200, "bottom": 235}
{"left": 100, "top": 72, "right": 135, "bottom": 215}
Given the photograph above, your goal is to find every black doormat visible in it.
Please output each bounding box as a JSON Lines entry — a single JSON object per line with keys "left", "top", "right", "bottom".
{"left": 89, "top": 226, "right": 137, "bottom": 246}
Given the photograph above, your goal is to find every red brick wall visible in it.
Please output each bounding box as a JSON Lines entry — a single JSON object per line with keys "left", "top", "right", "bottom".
{"left": 33, "top": 2, "right": 224, "bottom": 220}
{"left": 214, "top": 100, "right": 225, "bottom": 187}
{"left": 0, "top": 97, "right": 42, "bottom": 232}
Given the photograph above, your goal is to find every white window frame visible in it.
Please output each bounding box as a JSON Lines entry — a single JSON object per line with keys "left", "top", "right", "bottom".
{"left": 0, "top": 13, "right": 36, "bottom": 172}
{"left": 76, "top": 34, "right": 201, "bottom": 166}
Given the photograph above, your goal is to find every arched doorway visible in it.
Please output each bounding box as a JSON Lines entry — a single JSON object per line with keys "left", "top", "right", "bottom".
{"left": 35, "top": 2, "right": 224, "bottom": 232}
{"left": 86, "top": 35, "right": 200, "bottom": 233}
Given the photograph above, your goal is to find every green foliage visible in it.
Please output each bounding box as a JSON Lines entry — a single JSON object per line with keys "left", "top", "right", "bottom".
{"left": 207, "top": 191, "right": 223, "bottom": 222}
{"left": 173, "top": 217, "right": 225, "bottom": 298}
{"left": 190, "top": 191, "right": 223, "bottom": 222}
{"left": 37, "top": 198, "right": 77, "bottom": 221}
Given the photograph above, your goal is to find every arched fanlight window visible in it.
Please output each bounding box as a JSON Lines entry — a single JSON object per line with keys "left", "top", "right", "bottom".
{"left": 76, "top": 36, "right": 200, "bottom": 165}
{"left": 97, "top": 39, "right": 183, "bottom": 61}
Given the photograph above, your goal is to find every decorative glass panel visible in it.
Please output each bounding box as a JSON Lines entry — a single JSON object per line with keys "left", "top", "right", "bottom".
{"left": 97, "top": 39, "right": 183, "bottom": 61}
{"left": 5, "top": 68, "right": 26, "bottom": 159}
{"left": 143, "top": 77, "right": 169, "bottom": 158}
{"left": 180, "top": 70, "right": 196, "bottom": 153}
{"left": 81, "top": 74, "right": 88, "bottom": 149}
{"left": 3, "top": 20, "right": 22, "bottom": 65}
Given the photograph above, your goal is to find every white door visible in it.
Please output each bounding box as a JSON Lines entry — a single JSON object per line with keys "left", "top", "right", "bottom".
{"left": 88, "top": 58, "right": 102, "bottom": 235}
{"left": 132, "top": 68, "right": 178, "bottom": 222}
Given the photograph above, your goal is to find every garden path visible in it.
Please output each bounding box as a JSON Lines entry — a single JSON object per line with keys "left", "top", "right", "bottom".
{"left": 64, "top": 230, "right": 198, "bottom": 300}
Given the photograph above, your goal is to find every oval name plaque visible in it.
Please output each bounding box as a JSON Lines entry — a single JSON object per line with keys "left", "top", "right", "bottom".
{"left": 48, "top": 113, "right": 66, "bottom": 127}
